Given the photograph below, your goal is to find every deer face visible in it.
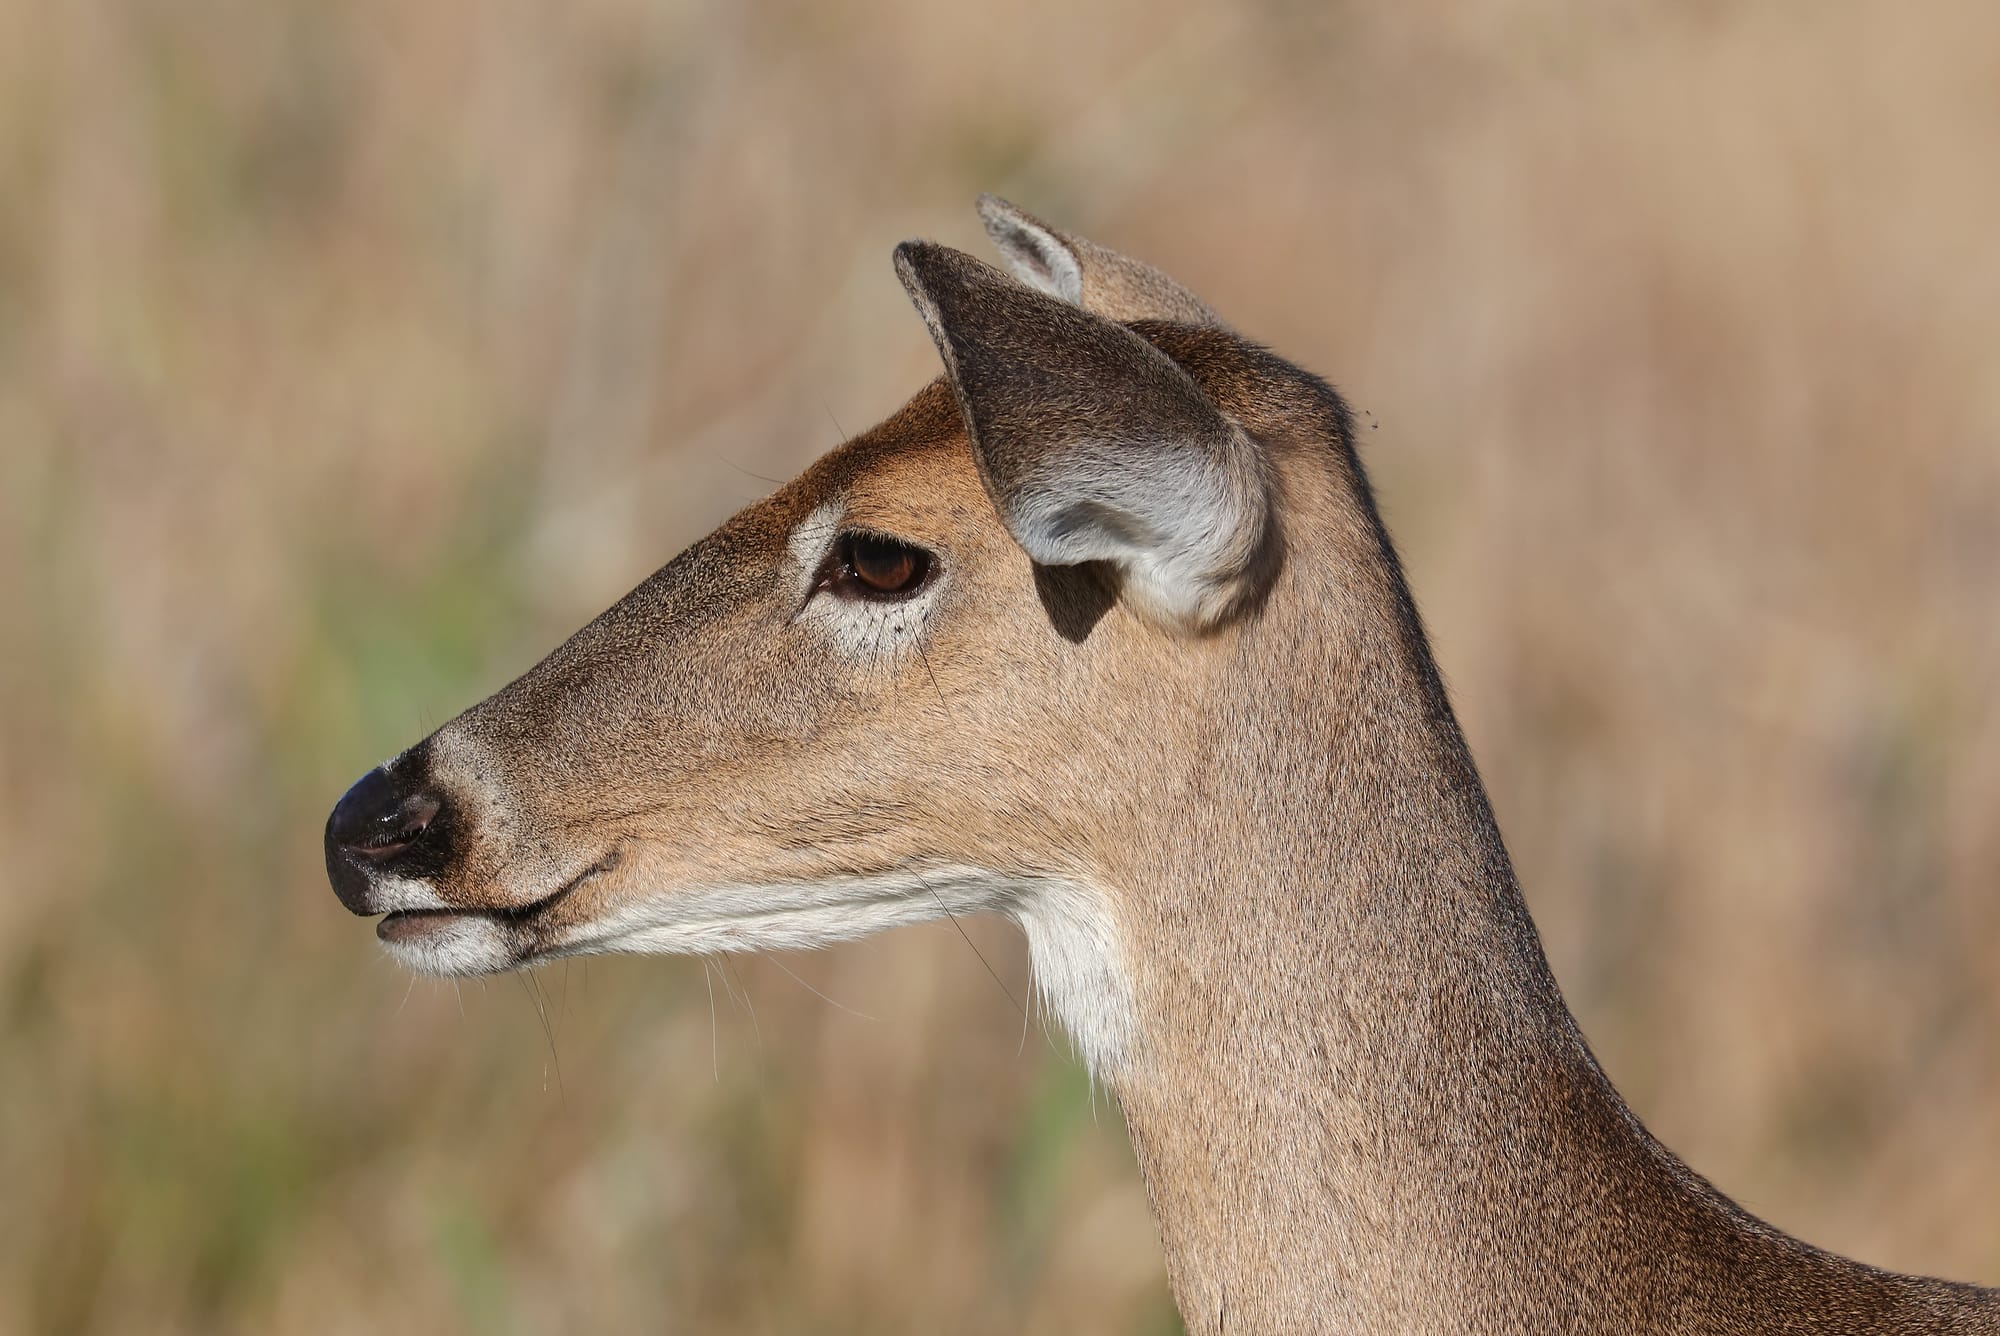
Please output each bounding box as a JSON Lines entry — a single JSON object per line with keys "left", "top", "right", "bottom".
{"left": 324, "top": 203, "right": 1275, "bottom": 1070}
{"left": 327, "top": 392, "right": 1099, "bottom": 975}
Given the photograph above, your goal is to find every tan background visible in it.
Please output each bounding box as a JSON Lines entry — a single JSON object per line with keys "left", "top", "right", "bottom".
{"left": 3, "top": 1, "right": 1997, "bottom": 1332}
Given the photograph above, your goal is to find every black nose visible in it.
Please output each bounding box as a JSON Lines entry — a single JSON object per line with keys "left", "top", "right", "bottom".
{"left": 325, "top": 764, "right": 445, "bottom": 914}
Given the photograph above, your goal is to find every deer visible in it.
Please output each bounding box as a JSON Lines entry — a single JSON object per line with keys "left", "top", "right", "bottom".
{"left": 325, "top": 196, "right": 1998, "bottom": 1334}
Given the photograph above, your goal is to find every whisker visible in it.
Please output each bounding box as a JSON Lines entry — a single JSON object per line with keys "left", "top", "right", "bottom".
{"left": 714, "top": 455, "right": 786, "bottom": 486}
{"left": 702, "top": 960, "right": 720, "bottom": 1083}
{"left": 722, "top": 955, "right": 763, "bottom": 1055}
{"left": 913, "top": 869, "right": 1024, "bottom": 1022}
{"left": 518, "top": 970, "right": 566, "bottom": 1105}
{"left": 1018, "top": 965, "right": 1034, "bottom": 1058}
{"left": 765, "top": 953, "right": 877, "bottom": 1021}
{"left": 715, "top": 957, "right": 742, "bottom": 1013}
{"left": 916, "top": 641, "right": 953, "bottom": 719}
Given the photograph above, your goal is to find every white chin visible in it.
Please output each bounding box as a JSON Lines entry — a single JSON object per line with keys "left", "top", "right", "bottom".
{"left": 378, "top": 912, "right": 517, "bottom": 977}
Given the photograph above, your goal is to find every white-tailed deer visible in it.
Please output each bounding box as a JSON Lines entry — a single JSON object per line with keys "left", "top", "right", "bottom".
{"left": 326, "top": 198, "right": 1998, "bottom": 1334}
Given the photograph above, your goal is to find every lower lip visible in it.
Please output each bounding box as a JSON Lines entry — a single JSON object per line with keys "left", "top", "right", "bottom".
{"left": 377, "top": 910, "right": 466, "bottom": 943}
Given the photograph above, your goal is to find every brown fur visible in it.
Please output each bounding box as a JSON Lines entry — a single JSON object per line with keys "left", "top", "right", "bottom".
{"left": 329, "top": 202, "right": 1998, "bottom": 1334}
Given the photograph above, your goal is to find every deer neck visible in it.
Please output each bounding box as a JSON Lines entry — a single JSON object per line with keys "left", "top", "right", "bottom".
{"left": 1088, "top": 446, "right": 1689, "bottom": 1331}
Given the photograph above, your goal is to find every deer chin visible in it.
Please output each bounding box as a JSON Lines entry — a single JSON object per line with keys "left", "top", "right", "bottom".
{"left": 516, "top": 866, "right": 1138, "bottom": 1078}
{"left": 540, "top": 866, "right": 1028, "bottom": 960}
{"left": 375, "top": 849, "right": 621, "bottom": 977}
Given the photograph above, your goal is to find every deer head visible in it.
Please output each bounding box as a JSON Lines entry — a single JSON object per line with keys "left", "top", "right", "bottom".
{"left": 325, "top": 199, "right": 1333, "bottom": 1077}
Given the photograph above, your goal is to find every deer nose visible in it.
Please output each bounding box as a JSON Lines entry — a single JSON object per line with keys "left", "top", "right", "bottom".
{"left": 324, "top": 765, "right": 445, "bottom": 914}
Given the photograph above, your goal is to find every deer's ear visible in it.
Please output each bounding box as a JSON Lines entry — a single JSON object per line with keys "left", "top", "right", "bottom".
{"left": 894, "top": 240, "right": 1270, "bottom": 632}
{"left": 975, "top": 194, "right": 1220, "bottom": 326}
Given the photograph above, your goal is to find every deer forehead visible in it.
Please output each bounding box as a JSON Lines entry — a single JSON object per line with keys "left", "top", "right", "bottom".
{"left": 779, "top": 419, "right": 991, "bottom": 536}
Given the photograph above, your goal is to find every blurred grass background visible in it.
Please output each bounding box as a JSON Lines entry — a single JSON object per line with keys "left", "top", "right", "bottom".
{"left": 2, "top": 0, "right": 1998, "bottom": 1331}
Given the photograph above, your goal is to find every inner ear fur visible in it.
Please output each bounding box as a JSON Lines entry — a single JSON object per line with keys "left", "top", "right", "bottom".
{"left": 894, "top": 239, "right": 1271, "bottom": 632}
{"left": 975, "top": 194, "right": 1222, "bottom": 327}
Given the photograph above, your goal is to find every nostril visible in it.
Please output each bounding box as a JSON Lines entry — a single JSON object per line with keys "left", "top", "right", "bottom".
{"left": 396, "top": 793, "right": 440, "bottom": 839}
{"left": 328, "top": 768, "right": 444, "bottom": 860}
{"left": 353, "top": 792, "right": 439, "bottom": 859}
{"left": 374, "top": 792, "right": 437, "bottom": 844}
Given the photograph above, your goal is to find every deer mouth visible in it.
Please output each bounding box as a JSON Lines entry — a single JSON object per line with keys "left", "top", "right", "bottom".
{"left": 376, "top": 849, "right": 622, "bottom": 950}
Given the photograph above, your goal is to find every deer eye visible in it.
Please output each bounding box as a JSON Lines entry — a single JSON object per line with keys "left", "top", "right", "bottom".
{"left": 827, "top": 533, "right": 933, "bottom": 600}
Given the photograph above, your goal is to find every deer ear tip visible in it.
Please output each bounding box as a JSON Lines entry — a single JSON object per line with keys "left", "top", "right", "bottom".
{"left": 892, "top": 240, "right": 940, "bottom": 294}
{"left": 894, "top": 238, "right": 968, "bottom": 274}
{"left": 896, "top": 242, "right": 1007, "bottom": 309}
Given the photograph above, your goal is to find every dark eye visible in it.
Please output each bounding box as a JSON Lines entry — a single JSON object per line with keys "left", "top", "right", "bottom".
{"left": 829, "top": 533, "right": 933, "bottom": 600}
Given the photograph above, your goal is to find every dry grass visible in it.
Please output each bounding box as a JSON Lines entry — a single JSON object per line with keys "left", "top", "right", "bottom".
{"left": 2, "top": 1, "right": 1997, "bottom": 1331}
